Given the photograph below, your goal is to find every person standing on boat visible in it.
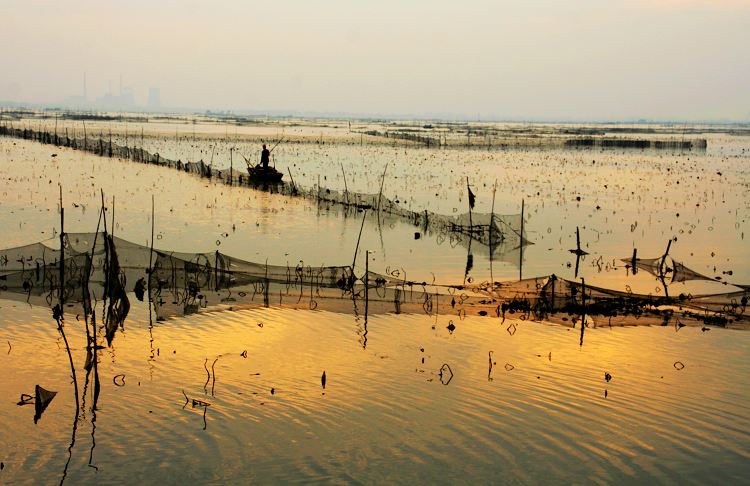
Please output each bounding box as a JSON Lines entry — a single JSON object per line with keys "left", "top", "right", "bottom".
{"left": 260, "top": 144, "right": 270, "bottom": 170}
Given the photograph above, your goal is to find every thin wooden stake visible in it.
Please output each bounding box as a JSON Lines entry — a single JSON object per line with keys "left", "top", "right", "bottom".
{"left": 467, "top": 177, "right": 473, "bottom": 231}
{"left": 351, "top": 209, "right": 368, "bottom": 279}
{"left": 376, "top": 163, "right": 389, "bottom": 214}
{"left": 59, "top": 185, "right": 65, "bottom": 304}
{"left": 365, "top": 249, "right": 369, "bottom": 324}
{"left": 490, "top": 181, "right": 496, "bottom": 284}
{"left": 287, "top": 167, "right": 297, "bottom": 193}
{"left": 580, "top": 277, "right": 586, "bottom": 346}
{"left": 58, "top": 185, "right": 80, "bottom": 412}
{"left": 660, "top": 239, "right": 672, "bottom": 278}
{"left": 341, "top": 162, "right": 349, "bottom": 206}
{"left": 149, "top": 195, "right": 155, "bottom": 274}
{"left": 111, "top": 195, "right": 115, "bottom": 239}
{"left": 519, "top": 198, "right": 525, "bottom": 280}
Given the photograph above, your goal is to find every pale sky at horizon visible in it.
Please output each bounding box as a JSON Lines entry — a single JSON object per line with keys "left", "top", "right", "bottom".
{"left": 2, "top": 0, "right": 749, "bottom": 120}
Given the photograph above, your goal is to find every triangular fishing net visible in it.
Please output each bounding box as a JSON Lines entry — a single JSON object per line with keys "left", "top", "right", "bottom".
{"left": 671, "top": 260, "right": 715, "bottom": 284}
{"left": 1, "top": 233, "right": 748, "bottom": 330}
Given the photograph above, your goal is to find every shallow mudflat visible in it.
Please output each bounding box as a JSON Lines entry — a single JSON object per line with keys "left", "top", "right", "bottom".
{"left": 0, "top": 120, "right": 749, "bottom": 484}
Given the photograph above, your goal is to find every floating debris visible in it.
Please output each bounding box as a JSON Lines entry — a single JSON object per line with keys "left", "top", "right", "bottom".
{"left": 438, "top": 364, "right": 454, "bottom": 385}
{"left": 33, "top": 385, "right": 57, "bottom": 424}
{"left": 17, "top": 394, "right": 33, "bottom": 406}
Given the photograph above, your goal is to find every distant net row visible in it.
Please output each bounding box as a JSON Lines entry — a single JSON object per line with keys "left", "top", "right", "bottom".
{"left": 0, "top": 125, "right": 530, "bottom": 254}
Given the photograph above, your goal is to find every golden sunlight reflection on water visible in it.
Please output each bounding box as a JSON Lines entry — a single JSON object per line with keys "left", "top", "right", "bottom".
{"left": 0, "top": 299, "right": 748, "bottom": 484}
{"left": 1, "top": 122, "right": 749, "bottom": 484}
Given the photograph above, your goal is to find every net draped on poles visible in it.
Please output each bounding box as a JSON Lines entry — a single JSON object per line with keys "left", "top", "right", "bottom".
{"left": 0, "top": 124, "right": 531, "bottom": 257}
{"left": 1, "top": 233, "right": 748, "bottom": 342}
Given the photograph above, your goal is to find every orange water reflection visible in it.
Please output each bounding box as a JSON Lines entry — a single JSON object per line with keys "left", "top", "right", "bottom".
{"left": 1, "top": 297, "right": 748, "bottom": 483}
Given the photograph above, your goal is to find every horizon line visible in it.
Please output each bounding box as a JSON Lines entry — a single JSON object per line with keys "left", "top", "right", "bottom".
{"left": 1, "top": 100, "right": 749, "bottom": 126}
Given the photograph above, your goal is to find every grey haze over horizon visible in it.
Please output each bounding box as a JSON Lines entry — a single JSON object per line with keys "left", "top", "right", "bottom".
{"left": 2, "top": 0, "right": 749, "bottom": 122}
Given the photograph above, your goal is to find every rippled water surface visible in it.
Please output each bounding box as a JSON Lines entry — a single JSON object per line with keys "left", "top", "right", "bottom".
{"left": 2, "top": 302, "right": 749, "bottom": 484}
{"left": 1, "top": 120, "right": 749, "bottom": 484}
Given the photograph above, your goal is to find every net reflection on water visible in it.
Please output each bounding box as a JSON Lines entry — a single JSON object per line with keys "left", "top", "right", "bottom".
{"left": 1, "top": 300, "right": 749, "bottom": 484}
{"left": 1, "top": 122, "right": 749, "bottom": 484}
{"left": 1, "top": 232, "right": 747, "bottom": 336}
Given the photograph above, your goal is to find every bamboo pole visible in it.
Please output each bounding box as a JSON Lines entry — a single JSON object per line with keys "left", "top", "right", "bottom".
{"left": 490, "top": 182, "right": 496, "bottom": 284}
{"left": 579, "top": 277, "right": 586, "bottom": 346}
{"left": 364, "top": 249, "right": 369, "bottom": 327}
{"left": 519, "top": 198, "right": 524, "bottom": 280}
{"left": 341, "top": 162, "right": 349, "bottom": 206}
{"left": 351, "top": 209, "right": 368, "bottom": 282}
{"left": 59, "top": 185, "right": 65, "bottom": 305}
{"left": 467, "top": 177, "right": 473, "bottom": 231}
{"left": 149, "top": 195, "right": 155, "bottom": 275}
{"left": 58, "top": 185, "right": 80, "bottom": 412}
{"left": 376, "top": 163, "right": 389, "bottom": 215}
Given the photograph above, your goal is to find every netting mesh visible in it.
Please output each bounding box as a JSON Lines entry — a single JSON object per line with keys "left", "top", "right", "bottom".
{"left": 0, "top": 125, "right": 530, "bottom": 252}
{"left": 1, "top": 127, "right": 747, "bottom": 335}
{"left": 621, "top": 253, "right": 717, "bottom": 285}
{"left": 623, "top": 257, "right": 666, "bottom": 278}
{"left": 1, "top": 233, "right": 747, "bottom": 338}
{"left": 671, "top": 260, "right": 714, "bottom": 284}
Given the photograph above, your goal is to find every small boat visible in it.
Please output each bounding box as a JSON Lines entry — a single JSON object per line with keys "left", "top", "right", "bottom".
{"left": 246, "top": 165, "right": 283, "bottom": 183}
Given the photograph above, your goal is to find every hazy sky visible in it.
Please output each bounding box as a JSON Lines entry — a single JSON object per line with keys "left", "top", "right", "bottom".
{"left": 2, "top": 0, "right": 749, "bottom": 120}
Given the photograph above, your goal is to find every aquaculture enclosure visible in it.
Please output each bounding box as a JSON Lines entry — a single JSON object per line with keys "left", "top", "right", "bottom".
{"left": 0, "top": 113, "right": 749, "bottom": 484}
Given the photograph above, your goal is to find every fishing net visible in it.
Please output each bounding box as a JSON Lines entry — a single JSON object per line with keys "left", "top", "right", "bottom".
{"left": 671, "top": 260, "right": 715, "bottom": 284}
{"left": 621, "top": 256, "right": 666, "bottom": 278}
{"left": 149, "top": 248, "right": 355, "bottom": 319}
{"left": 0, "top": 232, "right": 130, "bottom": 338}
{"left": 0, "top": 128, "right": 746, "bottom": 333}
{"left": 1, "top": 125, "right": 530, "bottom": 254}
{"left": 2, "top": 233, "right": 747, "bottom": 335}
{"left": 0, "top": 244, "right": 89, "bottom": 308}
{"left": 620, "top": 253, "right": 717, "bottom": 285}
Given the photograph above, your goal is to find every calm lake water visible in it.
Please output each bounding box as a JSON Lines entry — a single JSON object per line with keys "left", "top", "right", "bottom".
{"left": 0, "top": 120, "right": 749, "bottom": 484}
